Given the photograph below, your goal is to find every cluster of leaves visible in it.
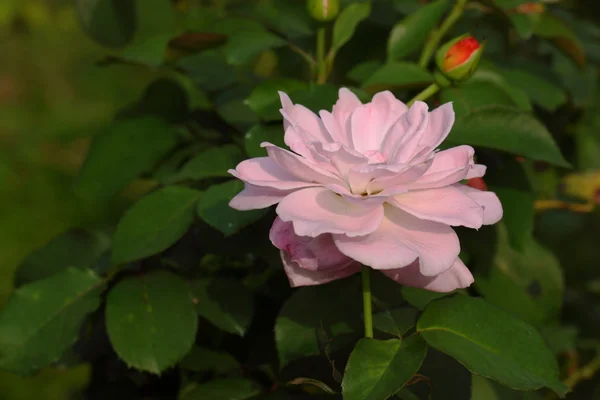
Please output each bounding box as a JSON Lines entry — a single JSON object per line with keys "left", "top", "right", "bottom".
{"left": 2, "top": 0, "right": 600, "bottom": 398}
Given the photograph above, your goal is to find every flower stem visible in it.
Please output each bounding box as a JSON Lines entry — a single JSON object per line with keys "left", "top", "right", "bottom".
{"left": 407, "top": 83, "right": 440, "bottom": 107}
{"left": 564, "top": 354, "right": 600, "bottom": 389}
{"left": 361, "top": 266, "right": 374, "bottom": 338}
{"left": 316, "top": 27, "right": 327, "bottom": 84}
{"left": 418, "top": 0, "right": 468, "bottom": 69}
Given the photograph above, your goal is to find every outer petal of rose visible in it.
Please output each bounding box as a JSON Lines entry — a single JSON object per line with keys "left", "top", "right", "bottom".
{"left": 351, "top": 91, "right": 408, "bottom": 153}
{"left": 418, "top": 102, "right": 455, "bottom": 151}
{"left": 331, "top": 88, "right": 362, "bottom": 146}
{"left": 281, "top": 251, "right": 361, "bottom": 287}
{"left": 269, "top": 217, "right": 355, "bottom": 271}
{"left": 455, "top": 185, "right": 503, "bottom": 225}
{"left": 388, "top": 185, "right": 484, "bottom": 228}
{"left": 263, "top": 143, "right": 344, "bottom": 187}
{"left": 229, "top": 183, "right": 290, "bottom": 210}
{"left": 279, "top": 92, "right": 332, "bottom": 143}
{"left": 407, "top": 145, "right": 476, "bottom": 190}
{"left": 382, "top": 257, "right": 473, "bottom": 293}
{"left": 382, "top": 101, "right": 429, "bottom": 163}
{"left": 229, "top": 157, "right": 319, "bottom": 190}
{"left": 276, "top": 187, "right": 384, "bottom": 237}
{"left": 333, "top": 206, "right": 460, "bottom": 275}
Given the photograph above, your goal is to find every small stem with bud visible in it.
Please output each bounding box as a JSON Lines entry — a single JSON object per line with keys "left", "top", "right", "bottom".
{"left": 418, "top": 0, "right": 468, "bottom": 68}
{"left": 316, "top": 27, "right": 328, "bottom": 84}
{"left": 361, "top": 266, "right": 374, "bottom": 338}
{"left": 407, "top": 83, "right": 440, "bottom": 107}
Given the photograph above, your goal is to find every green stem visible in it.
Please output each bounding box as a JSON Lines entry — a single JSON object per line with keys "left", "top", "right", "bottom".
{"left": 564, "top": 354, "right": 600, "bottom": 390}
{"left": 407, "top": 83, "right": 440, "bottom": 107}
{"left": 316, "top": 27, "right": 327, "bottom": 84}
{"left": 361, "top": 266, "right": 374, "bottom": 338}
{"left": 418, "top": 0, "right": 468, "bottom": 68}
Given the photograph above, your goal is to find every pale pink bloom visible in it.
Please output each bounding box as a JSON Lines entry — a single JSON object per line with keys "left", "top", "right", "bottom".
{"left": 229, "top": 88, "right": 502, "bottom": 292}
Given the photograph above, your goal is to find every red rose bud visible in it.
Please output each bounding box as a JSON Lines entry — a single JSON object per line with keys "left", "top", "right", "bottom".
{"left": 435, "top": 34, "right": 485, "bottom": 82}
{"left": 515, "top": 3, "right": 545, "bottom": 14}
{"left": 467, "top": 177, "right": 488, "bottom": 191}
{"left": 307, "top": 0, "right": 340, "bottom": 22}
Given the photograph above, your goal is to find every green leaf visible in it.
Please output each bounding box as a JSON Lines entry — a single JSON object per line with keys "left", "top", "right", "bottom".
{"left": 111, "top": 186, "right": 201, "bottom": 264}
{"left": 509, "top": 14, "right": 539, "bottom": 40}
{"left": 471, "top": 374, "right": 545, "bottom": 399}
{"left": 372, "top": 308, "right": 419, "bottom": 338}
{"left": 75, "top": 117, "right": 179, "bottom": 202}
{"left": 106, "top": 270, "right": 197, "bottom": 374}
{"left": 401, "top": 286, "right": 447, "bottom": 310}
{"left": 251, "top": 0, "right": 315, "bottom": 38}
{"left": 475, "top": 228, "right": 564, "bottom": 327}
{"left": 290, "top": 83, "right": 340, "bottom": 114}
{"left": 244, "top": 124, "right": 287, "bottom": 158}
{"left": 197, "top": 180, "right": 267, "bottom": 236}
{"left": 179, "top": 378, "right": 260, "bottom": 400}
{"left": 440, "top": 82, "right": 523, "bottom": 118}
{"left": 0, "top": 268, "right": 105, "bottom": 375}
{"left": 342, "top": 336, "right": 427, "bottom": 400}
{"left": 331, "top": 1, "right": 371, "bottom": 56}
{"left": 189, "top": 278, "right": 254, "bottom": 336}
{"left": 14, "top": 229, "right": 110, "bottom": 287}
{"left": 417, "top": 296, "right": 568, "bottom": 396}
{"left": 387, "top": 0, "right": 450, "bottom": 60}
{"left": 491, "top": 0, "right": 538, "bottom": 9}
{"left": 179, "top": 346, "right": 240, "bottom": 373}
{"left": 215, "top": 86, "right": 261, "bottom": 132}
{"left": 75, "top": 0, "right": 135, "bottom": 47}
{"left": 225, "top": 30, "right": 286, "bottom": 66}
{"left": 118, "top": 0, "right": 179, "bottom": 66}
{"left": 275, "top": 278, "right": 361, "bottom": 366}
{"left": 245, "top": 78, "right": 307, "bottom": 121}
{"left": 177, "top": 52, "right": 237, "bottom": 91}
{"left": 347, "top": 60, "right": 382, "bottom": 84}
{"left": 534, "top": 14, "right": 585, "bottom": 67}
{"left": 498, "top": 68, "right": 566, "bottom": 111}
{"left": 361, "top": 62, "right": 432, "bottom": 91}
{"left": 173, "top": 145, "right": 243, "bottom": 182}
{"left": 446, "top": 106, "right": 570, "bottom": 167}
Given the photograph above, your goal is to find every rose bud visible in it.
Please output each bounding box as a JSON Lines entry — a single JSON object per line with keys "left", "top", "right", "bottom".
{"left": 435, "top": 34, "right": 485, "bottom": 82}
{"left": 307, "top": 0, "right": 340, "bottom": 22}
{"left": 515, "top": 3, "right": 545, "bottom": 14}
{"left": 467, "top": 177, "right": 488, "bottom": 192}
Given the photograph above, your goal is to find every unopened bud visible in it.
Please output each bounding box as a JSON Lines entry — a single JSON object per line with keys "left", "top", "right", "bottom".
{"left": 466, "top": 177, "right": 488, "bottom": 191}
{"left": 435, "top": 34, "right": 484, "bottom": 82}
{"left": 307, "top": 0, "right": 340, "bottom": 22}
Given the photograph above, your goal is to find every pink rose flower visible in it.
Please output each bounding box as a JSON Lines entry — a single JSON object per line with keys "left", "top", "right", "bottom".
{"left": 229, "top": 88, "right": 502, "bottom": 292}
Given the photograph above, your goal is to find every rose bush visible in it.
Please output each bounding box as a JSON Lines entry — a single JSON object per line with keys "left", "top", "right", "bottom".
{"left": 231, "top": 89, "right": 502, "bottom": 291}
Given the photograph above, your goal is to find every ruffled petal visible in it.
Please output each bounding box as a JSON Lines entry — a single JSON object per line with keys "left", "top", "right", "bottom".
{"left": 229, "top": 183, "right": 290, "bottom": 210}
{"left": 388, "top": 185, "right": 484, "bottom": 228}
{"left": 350, "top": 91, "right": 408, "bottom": 153}
{"left": 455, "top": 185, "right": 503, "bottom": 225}
{"left": 263, "top": 143, "right": 343, "bottom": 187}
{"left": 418, "top": 102, "right": 455, "bottom": 151}
{"left": 281, "top": 251, "right": 360, "bottom": 287}
{"left": 333, "top": 206, "right": 460, "bottom": 275}
{"left": 276, "top": 187, "right": 384, "bottom": 237}
{"left": 279, "top": 92, "right": 332, "bottom": 143}
{"left": 382, "top": 101, "right": 430, "bottom": 164}
{"left": 408, "top": 145, "right": 477, "bottom": 190}
{"left": 229, "top": 157, "right": 319, "bottom": 190}
{"left": 382, "top": 257, "right": 473, "bottom": 293}
{"left": 331, "top": 88, "right": 362, "bottom": 146}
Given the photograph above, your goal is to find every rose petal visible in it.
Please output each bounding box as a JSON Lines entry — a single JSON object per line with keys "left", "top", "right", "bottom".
{"left": 279, "top": 91, "right": 332, "bottom": 143}
{"left": 269, "top": 217, "right": 356, "bottom": 271}
{"left": 351, "top": 91, "right": 408, "bottom": 153}
{"left": 331, "top": 88, "right": 362, "bottom": 146}
{"left": 456, "top": 185, "right": 503, "bottom": 225}
{"left": 276, "top": 187, "right": 384, "bottom": 237}
{"left": 408, "top": 145, "right": 477, "bottom": 190}
{"left": 333, "top": 205, "right": 460, "bottom": 275}
{"left": 229, "top": 183, "right": 290, "bottom": 210}
{"left": 388, "top": 185, "right": 484, "bottom": 228}
{"left": 281, "top": 250, "right": 360, "bottom": 287}
{"left": 382, "top": 257, "right": 473, "bottom": 293}
{"left": 263, "top": 143, "right": 343, "bottom": 187}
{"left": 382, "top": 101, "right": 429, "bottom": 164}
{"left": 419, "top": 102, "right": 455, "bottom": 151}
{"left": 230, "top": 157, "right": 319, "bottom": 190}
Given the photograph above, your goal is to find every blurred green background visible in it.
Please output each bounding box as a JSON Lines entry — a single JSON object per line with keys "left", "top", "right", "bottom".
{"left": 0, "top": 0, "right": 155, "bottom": 397}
